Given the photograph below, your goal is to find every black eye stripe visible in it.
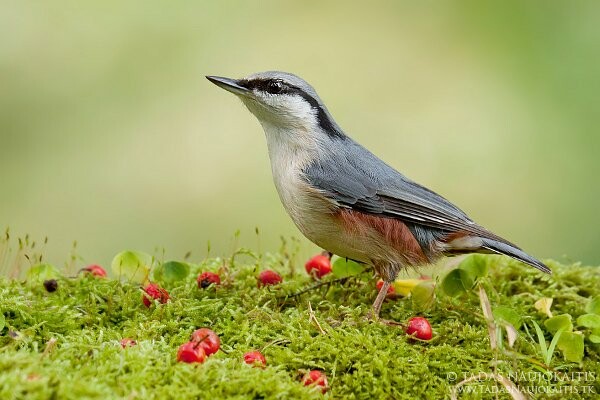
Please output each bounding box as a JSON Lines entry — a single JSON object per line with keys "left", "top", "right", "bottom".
{"left": 266, "top": 80, "right": 284, "bottom": 94}
{"left": 238, "top": 78, "right": 346, "bottom": 140}
{"left": 240, "top": 79, "right": 309, "bottom": 98}
{"left": 239, "top": 79, "right": 284, "bottom": 93}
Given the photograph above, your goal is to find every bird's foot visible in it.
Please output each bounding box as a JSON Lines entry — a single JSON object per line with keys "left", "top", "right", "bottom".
{"left": 364, "top": 280, "right": 405, "bottom": 326}
{"left": 367, "top": 280, "right": 392, "bottom": 320}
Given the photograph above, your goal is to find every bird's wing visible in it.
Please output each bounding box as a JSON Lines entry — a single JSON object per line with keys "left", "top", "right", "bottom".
{"left": 303, "top": 140, "right": 514, "bottom": 246}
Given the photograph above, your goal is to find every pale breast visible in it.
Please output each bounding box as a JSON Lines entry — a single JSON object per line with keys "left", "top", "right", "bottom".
{"left": 265, "top": 133, "right": 345, "bottom": 252}
{"left": 270, "top": 163, "right": 380, "bottom": 264}
{"left": 270, "top": 154, "right": 332, "bottom": 237}
{"left": 272, "top": 167, "right": 432, "bottom": 269}
{"left": 263, "top": 125, "right": 426, "bottom": 269}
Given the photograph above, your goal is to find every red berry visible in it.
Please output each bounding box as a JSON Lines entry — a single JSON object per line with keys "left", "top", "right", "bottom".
{"left": 197, "top": 271, "right": 221, "bottom": 289}
{"left": 83, "top": 264, "right": 107, "bottom": 278}
{"left": 243, "top": 350, "right": 266, "bottom": 368}
{"left": 120, "top": 338, "right": 137, "bottom": 348}
{"left": 258, "top": 270, "right": 282, "bottom": 287}
{"left": 142, "top": 283, "right": 170, "bottom": 307}
{"left": 190, "top": 328, "right": 220, "bottom": 356}
{"left": 405, "top": 316, "right": 433, "bottom": 340}
{"left": 304, "top": 254, "right": 332, "bottom": 279}
{"left": 177, "top": 342, "right": 207, "bottom": 364}
{"left": 302, "top": 370, "right": 328, "bottom": 393}
{"left": 376, "top": 279, "right": 396, "bottom": 297}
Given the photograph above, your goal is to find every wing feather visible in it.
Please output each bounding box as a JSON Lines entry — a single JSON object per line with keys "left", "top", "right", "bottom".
{"left": 304, "top": 140, "right": 517, "bottom": 248}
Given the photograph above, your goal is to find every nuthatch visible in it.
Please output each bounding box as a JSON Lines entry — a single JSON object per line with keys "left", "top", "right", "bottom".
{"left": 207, "top": 71, "right": 550, "bottom": 319}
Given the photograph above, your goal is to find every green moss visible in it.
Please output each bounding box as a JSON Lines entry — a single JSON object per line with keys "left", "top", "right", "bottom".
{"left": 0, "top": 254, "right": 599, "bottom": 399}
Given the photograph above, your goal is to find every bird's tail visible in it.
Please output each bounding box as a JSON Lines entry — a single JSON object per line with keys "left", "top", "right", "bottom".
{"left": 480, "top": 238, "right": 551, "bottom": 274}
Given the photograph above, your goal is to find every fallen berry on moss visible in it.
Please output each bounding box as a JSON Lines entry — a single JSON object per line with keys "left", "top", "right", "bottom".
{"left": 120, "top": 338, "right": 137, "bottom": 348}
{"left": 142, "top": 283, "right": 170, "bottom": 307}
{"left": 305, "top": 254, "right": 332, "bottom": 279}
{"left": 405, "top": 316, "right": 433, "bottom": 340}
{"left": 197, "top": 271, "right": 220, "bottom": 289}
{"left": 302, "top": 370, "right": 328, "bottom": 393}
{"left": 43, "top": 279, "right": 58, "bottom": 292}
{"left": 177, "top": 342, "right": 206, "bottom": 364}
{"left": 258, "top": 270, "right": 282, "bottom": 287}
{"left": 243, "top": 350, "right": 266, "bottom": 368}
{"left": 82, "top": 264, "right": 107, "bottom": 278}
{"left": 191, "top": 328, "right": 220, "bottom": 356}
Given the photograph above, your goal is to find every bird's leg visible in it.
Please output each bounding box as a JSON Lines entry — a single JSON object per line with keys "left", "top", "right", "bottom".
{"left": 367, "top": 280, "right": 391, "bottom": 321}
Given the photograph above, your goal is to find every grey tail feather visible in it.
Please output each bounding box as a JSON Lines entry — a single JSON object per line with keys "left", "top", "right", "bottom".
{"left": 480, "top": 238, "right": 551, "bottom": 274}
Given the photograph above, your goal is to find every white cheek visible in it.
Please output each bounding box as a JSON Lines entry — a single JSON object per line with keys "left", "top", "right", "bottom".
{"left": 240, "top": 97, "right": 271, "bottom": 121}
{"left": 275, "top": 96, "right": 315, "bottom": 125}
{"left": 245, "top": 94, "right": 315, "bottom": 127}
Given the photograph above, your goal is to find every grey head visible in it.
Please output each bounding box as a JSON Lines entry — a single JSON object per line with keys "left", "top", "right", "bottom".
{"left": 206, "top": 71, "right": 345, "bottom": 140}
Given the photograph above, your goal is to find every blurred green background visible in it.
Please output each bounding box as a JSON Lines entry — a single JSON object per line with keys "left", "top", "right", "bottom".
{"left": 1, "top": 1, "right": 599, "bottom": 270}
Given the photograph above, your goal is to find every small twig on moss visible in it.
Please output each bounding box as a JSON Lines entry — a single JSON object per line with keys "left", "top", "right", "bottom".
{"left": 308, "top": 301, "right": 327, "bottom": 335}
{"left": 41, "top": 338, "right": 57, "bottom": 359}
{"left": 278, "top": 277, "right": 349, "bottom": 300}
{"left": 478, "top": 284, "right": 497, "bottom": 350}
{"left": 260, "top": 338, "right": 291, "bottom": 352}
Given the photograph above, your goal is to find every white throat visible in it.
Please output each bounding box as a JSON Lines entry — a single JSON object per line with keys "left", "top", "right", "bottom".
{"left": 257, "top": 120, "right": 326, "bottom": 230}
{"left": 260, "top": 121, "right": 317, "bottom": 192}
{"left": 239, "top": 95, "right": 334, "bottom": 233}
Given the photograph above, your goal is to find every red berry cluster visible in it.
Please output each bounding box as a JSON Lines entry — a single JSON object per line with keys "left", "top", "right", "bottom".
{"left": 177, "top": 328, "right": 221, "bottom": 364}
{"left": 142, "top": 283, "right": 170, "bottom": 307}
{"left": 302, "top": 370, "right": 329, "bottom": 393}
{"left": 78, "top": 252, "right": 432, "bottom": 395}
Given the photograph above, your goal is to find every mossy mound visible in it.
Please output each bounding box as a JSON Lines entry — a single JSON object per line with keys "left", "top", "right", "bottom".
{"left": 0, "top": 253, "right": 598, "bottom": 399}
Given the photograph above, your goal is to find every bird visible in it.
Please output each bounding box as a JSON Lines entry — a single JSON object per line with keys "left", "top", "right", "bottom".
{"left": 206, "top": 71, "right": 550, "bottom": 320}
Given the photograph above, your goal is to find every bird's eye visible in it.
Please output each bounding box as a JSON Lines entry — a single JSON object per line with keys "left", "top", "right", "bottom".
{"left": 266, "top": 80, "right": 284, "bottom": 94}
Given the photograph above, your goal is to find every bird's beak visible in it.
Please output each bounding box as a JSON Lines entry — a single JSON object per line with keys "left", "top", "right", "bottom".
{"left": 206, "top": 75, "right": 250, "bottom": 96}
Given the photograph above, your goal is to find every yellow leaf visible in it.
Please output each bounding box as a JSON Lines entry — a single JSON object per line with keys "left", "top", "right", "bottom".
{"left": 392, "top": 279, "right": 423, "bottom": 297}
{"left": 534, "top": 297, "right": 553, "bottom": 318}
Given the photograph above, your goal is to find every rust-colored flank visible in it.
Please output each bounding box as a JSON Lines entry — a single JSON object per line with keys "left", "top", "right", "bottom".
{"left": 337, "top": 209, "right": 428, "bottom": 265}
